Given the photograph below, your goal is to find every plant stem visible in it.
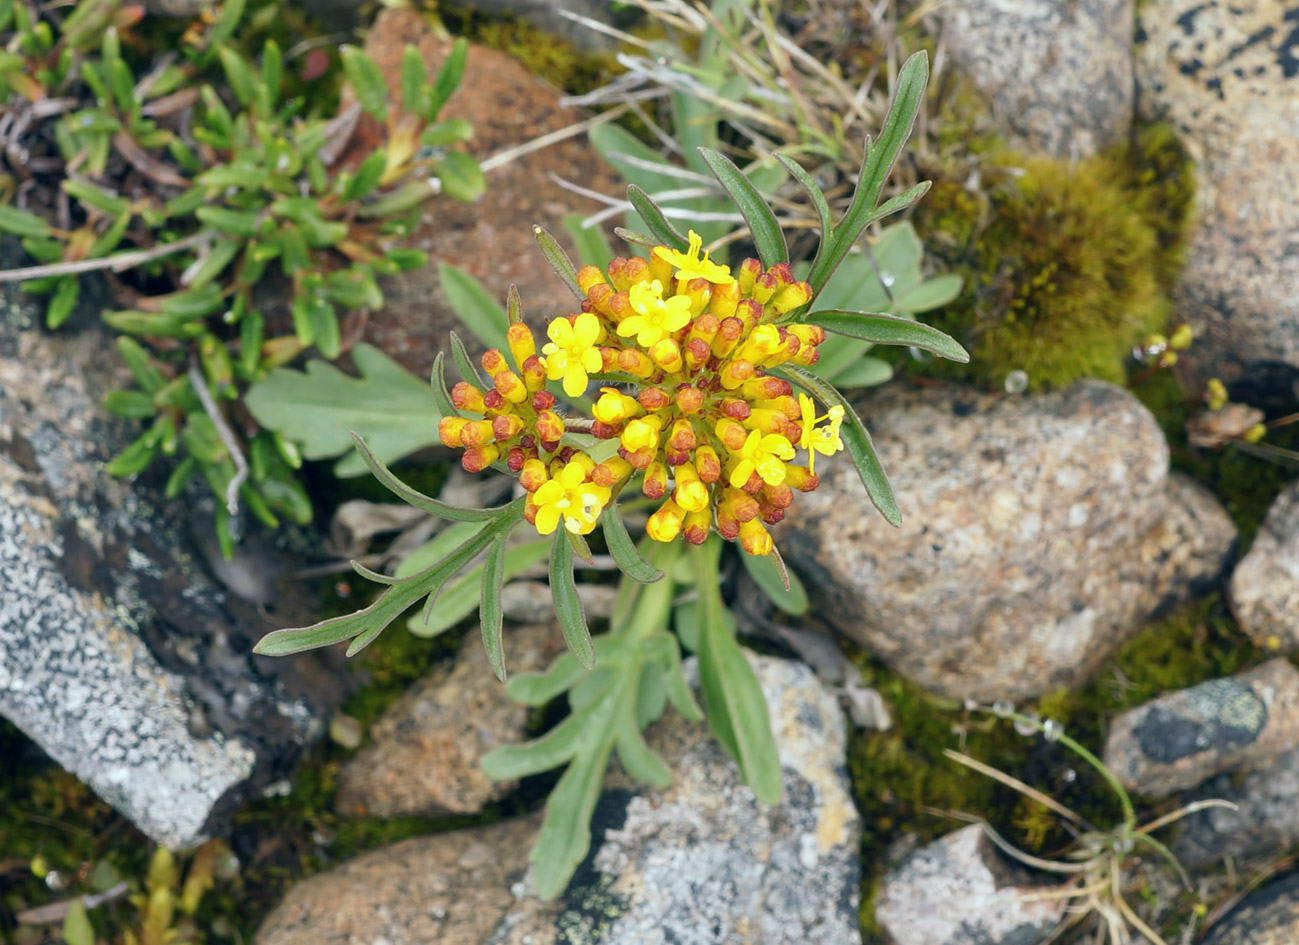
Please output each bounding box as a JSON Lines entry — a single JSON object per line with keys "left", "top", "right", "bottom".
{"left": 0, "top": 231, "right": 211, "bottom": 283}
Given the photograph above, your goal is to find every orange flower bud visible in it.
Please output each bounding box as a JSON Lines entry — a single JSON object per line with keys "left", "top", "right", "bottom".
{"left": 451, "top": 382, "right": 486, "bottom": 414}
{"left": 506, "top": 323, "right": 536, "bottom": 369}
{"left": 619, "top": 348, "right": 656, "bottom": 378}
{"left": 665, "top": 448, "right": 692, "bottom": 466}
{"left": 719, "top": 358, "right": 754, "bottom": 390}
{"left": 507, "top": 446, "right": 529, "bottom": 471}
{"left": 673, "top": 464, "right": 709, "bottom": 513}
{"left": 668, "top": 418, "right": 697, "bottom": 454}
{"left": 770, "top": 280, "right": 811, "bottom": 314}
{"left": 784, "top": 464, "right": 819, "bottom": 492}
{"left": 461, "top": 443, "right": 501, "bottom": 473}
{"left": 621, "top": 416, "right": 662, "bottom": 453}
{"left": 524, "top": 495, "right": 538, "bottom": 525}
{"left": 649, "top": 247, "right": 674, "bottom": 286}
{"left": 761, "top": 482, "right": 794, "bottom": 510}
{"left": 577, "top": 264, "right": 607, "bottom": 295}
{"left": 683, "top": 507, "right": 712, "bottom": 545}
{"left": 649, "top": 338, "right": 683, "bottom": 372}
{"left": 742, "top": 376, "right": 792, "bottom": 400}
{"left": 622, "top": 255, "right": 651, "bottom": 287}
{"left": 737, "top": 325, "right": 783, "bottom": 364}
{"left": 736, "top": 257, "right": 762, "bottom": 297}
{"left": 680, "top": 276, "right": 712, "bottom": 315}
{"left": 643, "top": 460, "right": 668, "bottom": 500}
{"left": 594, "top": 387, "right": 643, "bottom": 425}
{"left": 676, "top": 386, "right": 705, "bottom": 414}
{"left": 695, "top": 446, "right": 722, "bottom": 482}
{"left": 608, "top": 290, "right": 634, "bottom": 323}
{"left": 720, "top": 487, "right": 759, "bottom": 522}
{"left": 646, "top": 498, "right": 685, "bottom": 542}
{"left": 494, "top": 370, "right": 529, "bottom": 404}
{"left": 720, "top": 397, "right": 751, "bottom": 421}
{"left": 685, "top": 312, "right": 721, "bottom": 348}
{"left": 734, "top": 299, "right": 764, "bottom": 333}
{"left": 591, "top": 456, "right": 633, "bottom": 487}
{"left": 492, "top": 413, "right": 526, "bottom": 440}
{"left": 766, "top": 262, "right": 795, "bottom": 288}
{"left": 739, "top": 518, "right": 773, "bottom": 556}
{"left": 481, "top": 348, "right": 508, "bottom": 375}
{"left": 792, "top": 343, "right": 820, "bottom": 367}
{"left": 714, "top": 417, "right": 748, "bottom": 452}
{"left": 684, "top": 336, "right": 712, "bottom": 372}
{"left": 606, "top": 257, "right": 630, "bottom": 291}
{"left": 586, "top": 282, "right": 616, "bottom": 318}
{"left": 521, "top": 354, "right": 547, "bottom": 392}
{"left": 750, "top": 271, "right": 778, "bottom": 305}
{"left": 531, "top": 390, "right": 556, "bottom": 412}
{"left": 707, "top": 279, "right": 741, "bottom": 320}
{"left": 622, "top": 446, "right": 657, "bottom": 470}
{"left": 711, "top": 317, "right": 743, "bottom": 358}
{"left": 459, "top": 419, "right": 495, "bottom": 448}
{"left": 520, "top": 458, "right": 549, "bottom": 492}
{"left": 716, "top": 504, "right": 740, "bottom": 540}
{"left": 637, "top": 387, "right": 672, "bottom": 411}
{"left": 483, "top": 389, "right": 505, "bottom": 412}
{"left": 439, "top": 415, "right": 469, "bottom": 447}
{"left": 535, "top": 410, "right": 564, "bottom": 447}
{"left": 745, "top": 408, "right": 789, "bottom": 435}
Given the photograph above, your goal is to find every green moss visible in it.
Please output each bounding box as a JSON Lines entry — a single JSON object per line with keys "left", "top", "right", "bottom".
{"left": 851, "top": 593, "right": 1258, "bottom": 934}
{"left": 912, "top": 123, "right": 1196, "bottom": 392}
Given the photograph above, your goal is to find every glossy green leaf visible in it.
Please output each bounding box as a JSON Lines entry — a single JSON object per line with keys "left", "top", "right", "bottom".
{"left": 117, "top": 336, "right": 165, "bottom": 393}
{"left": 699, "top": 148, "right": 787, "bottom": 267}
{"left": 550, "top": 530, "right": 594, "bottom": 669}
{"left": 808, "top": 310, "right": 969, "bottom": 361}
{"left": 420, "top": 119, "right": 473, "bottom": 146}
{"left": 0, "top": 205, "right": 51, "bottom": 237}
{"left": 63, "top": 178, "right": 128, "bottom": 216}
{"left": 216, "top": 45, "right": 255, "bottom": 105}
{"left": 103, "top": 389, "right": 156, "bottom": 419}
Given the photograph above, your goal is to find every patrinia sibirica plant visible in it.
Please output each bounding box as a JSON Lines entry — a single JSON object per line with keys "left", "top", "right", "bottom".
{"left": 256, "top": 49, "right": 967, "bottom": 897}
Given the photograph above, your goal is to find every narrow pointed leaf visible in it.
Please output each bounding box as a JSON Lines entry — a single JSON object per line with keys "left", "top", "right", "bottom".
{"left": 448, "top": 330, "right": 486, "bottom": 388}
{"left": 741, "top": 545, "right": 808, "bottom": 616}
{"left": 532, "top": 224, "right": 583, "bottom": 301}
{"left": 480, "top": 708, "right": 591, "bottom": 779}
{"left": 439, "top": 262, "right": 509, "bottom": 353}
{"left": 775, "top": 365, "right": 900, "bottom": 526}
{"left": 504, "top": 651, "right": 588, "bottom": 706}
{"left": 430, "top": 352, "right": 458, "bottom": 417}
{"left": 625, "top": 186, "right": 688, "bottom": 252}
{"left": 481, "top": 535, "right": 508, "bottom": 680}
{"left": 602, "top": 509, "right": 664, "bottom": 583}
{"left": 808, "top": 310, "right": 969, "bottom": 361}
{"left": 340, "top": 45, "right": 389, "bottom": 121}
{"left": 551, "top": 530, "right": 594, "bottom": 669}
{"left": 698, "top": 148, "right": 787, "bottom": 267}
{"left": 775, "top": 152, "right": 833, "bottom": 244}
{"left": 351, "top": 433, "right": 509, "bottom": 521}
{"left": 528, "top": 738, "right": 613, "bottom": 899}
{"left": 615, "top": 704, "right": 672, "bottom": 786}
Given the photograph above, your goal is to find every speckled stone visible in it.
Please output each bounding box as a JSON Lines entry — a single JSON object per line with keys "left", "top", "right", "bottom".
{"left": 934, "top": 0, "right": 1134, "bottom": 157}
{"left": 334, "top": 622, "right": 566, "bottom": 818}
{"left": 1135, "top": 0, "right": 1299, "bottom": 390}
{"left": 0, "top": 242, "right": 328, "bottom": 848}
{"left": 1176, "top": 744, "right": 1299, "bottom": 866}
{"left": 875, "top": 825, "right": 1064, "bottom": 945}
{"left": 1199, "top": 872, "right": 1299, "bottom": 945}
{"left": 1103, "top": 659, "right": 1299, "bottom": 796}
{"left": 1230, "top": 481, "right": 1299, "bottom": 649}
{"left": 779, "top": 381, "right": 1237, "bottom": 702}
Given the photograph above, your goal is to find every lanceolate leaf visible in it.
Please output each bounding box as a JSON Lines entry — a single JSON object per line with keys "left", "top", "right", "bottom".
{"left": 626, "top": 185, "right": 689, "bottom": 253}
{"left": 244, "top": 344, "right": 442, "bottom": 477}
{"left": 439, "top": 262, "right": 510, "bottom": 353}
{"left": 551, "top": 530, "right": 594, "bottom": 669}
{"left": 406, "top": 534, "right": 550, "bottom": 639}
{"left": 340, "top": 45, "right": 389, "bottom": 122}
{"left": 699, "top": 148, "right": 787, "bottom": 268}
{"left": 533, "top": 224, "right": 583, "bottom": 301}
{"left": 602, "top": 508, "right": 665, "bottom": 583}
{"left": 775, "top": 364, "right": 901, "bottom": 526}
{"left": 352, "top": 434, "right": 507, "bottom": 522}
{"left": 448, "top": 330, "right": 486, "bottom": 388}
{"left": 741, "top": 545, "right": 809, "bottom": 616}
{"left": 480, "top": 535, "right": 508, "bottom": 680}
{"left": 807, "top": 310, "right": 969, "bottom": 362}
{"left": 430, "top": 352, "right": 458, "bottom": 417}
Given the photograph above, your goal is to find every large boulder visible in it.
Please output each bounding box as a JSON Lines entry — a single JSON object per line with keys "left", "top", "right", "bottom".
{"left": 935, "top": 0, "right": 1134, "bottom": 157}
{"left": 0, "top": 244, "right": 334, "bottom": 849}
{"left": 1230, "top": 480, "right": 1299, "bottom": 650}
{"left": 779, "top": 381, "right": 1237, "bottom": 702}
{"left": 1135, "top": 0, "right": 1299, "bottom": 393}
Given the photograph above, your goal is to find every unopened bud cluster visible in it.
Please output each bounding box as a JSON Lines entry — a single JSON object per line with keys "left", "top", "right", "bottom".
{"left": 439, "top": 231, "right": 846, "bottom": 555}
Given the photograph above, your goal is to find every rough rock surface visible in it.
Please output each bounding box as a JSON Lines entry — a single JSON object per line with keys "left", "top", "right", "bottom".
{"left": 1135, "top": 0, "right": 1299, "bottom": 391}
{"left": 936, "top": 0, "right": 1134, "bottom": 157}
{"left": 334, "top": 622, "right": 565, "bottom": 818}
{"left": 875, "top": 824, "right": 1064, "bottom": 945}
{"left": 1176, "top": 744, "right": 1299, "bottom": 866}
{"left": 1103, "top": 659, "right": 1299, "bottom": 796}
{"left": 0, "top": 244, "right": 331, "bottom": 848}
{"left": 336, "top": 9, "right": 621, "bottom": 378}
{"left": 254, "top": 814, "right": 544, "bottom": 945}
{"left": 1230, "top": 481, "right": 1299, "bottom": 649}
{"left": 780, "top": 381, "right": 1237, "bottom": 702}
{"left": 260, "top": 653, "right": 861, "bottom": 945}
{"left": 1199, "top": 872, "right": 1299, "bottom": 945}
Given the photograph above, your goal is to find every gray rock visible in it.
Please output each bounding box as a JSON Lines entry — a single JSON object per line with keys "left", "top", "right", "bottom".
{"left": 264, "top": 653, "right": 861, "bottom": 945}
{"left": 874, "top": 824, "right": 1064, "bottom": 945}
{"left": 780, "top": 381, "right": 1237, "bottom": 702}
{"left": 1176, "top": 744, "right": 1299, "bottom": 867}
{"left": 1103, "top": 659, "right": 1299, "bottom": 796}
{"left": 499, "top": 580, "right": 619, "bottom": 624}
{"left": 1199, "top": 871, "right": 1299, "bottom": 945}
{"left": 935, "top": 0, "right": 1134, "bottom": 157}
{"left": 0, "top": 243, "right": 331, "bottom": 848}
{"left": 1230, "top": 481, "right": 1299, "bottom": 649}
{"left": 1135, "top": 0, "right": 1299, "bottom": 389}
{"left": 254, "top": 814, "right": 545, "bottom": 945}
{"left": 334, "top": 622, "right": 566, "bottom": 819}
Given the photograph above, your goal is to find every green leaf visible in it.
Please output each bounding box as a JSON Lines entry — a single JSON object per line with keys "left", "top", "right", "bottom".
{"left": 775, "top": 364, "right": 900, "bottom": 527}
{"left": 625, "top": 186, "right": 689, "bottom": 253}
{"left": 343, "top": 149, "right": 388, "bottom": 202}
{"left": 405, "top": 535, "right": 550, "bottom": 640}
{"left": 400, "top": 44, "right": 425, "bottom": 114}
{"left": 602, "top": 509, "right": 664, "bottom": 583}
{"left": 698, "top": 148, "right": 787, "bottom": 267}
{"left": 205, "top": 0, "right": 244, "bottom": 51}
{"left": 429, "top": 352, "right": 458, "bottom": 417}
{"left": 216, "top": 45, "right": 255, "bottom": 105}
{"left": 825, "top": 355, "right": 893, "bottom": 389}
{"left": 62, "top": 901, "right": 93, "bottom": 945}
{"left": 808, "top": 50, "right": 928, "bottom": 294}
{"left": 615, "top": 701, "right": 672, "bottom": 786}
{"left": 480, "top": 534, "right": 509, "bottom": 680}
{"left": 741, "top": 547, "right": 808, "bottom": 616}
{"left": 196, "top": 205, "right": 260, "bottom": 237}
{"left": 117, "top": 336, "right": 165, "bottom": 393}
{"left": 356, "top": 434, "right": 509, "bottom": 524}
{"left": 160, "top": 284, "right": 225, "bottom": 319}
{"left": 185, "top": 237, "right": 241, "bottom": 289}
{"left": 807, "top": 310, "right": 969, "bottom": 362}
{"left": 0, "top": 205, "right": 50, "bottom": 237}
{"left": 550, "top": 530, "right": 594, "bottom": 669}
{"left": 438, "top": 150, "right": 485, "bottom": 203}
{"left": 693, "top": 539, "right": 781, "bottom": 804}
{"left": 532, "top": 225, "right": 583, "bottom": 302}
{"left": 420, "top": 119, "right": 473, "bottom": 146}
{"left": 261, "top": 39, "right": 282, "bottom": 107}
{"left": 104, "top": 389, "right": 157, "bottom": 419}
{"left": 894, "top": 273, "right": 963, "bottom": 313}
{"left": 45, "top": 277, "right": 79, "bottom": 329}
{"left": 428, "top": 38, "right": 468, "bottom": 119}
{"left": 504, "top": 650, "right": 590, "bottom": 706}
{"left": 775, "top": 152, "right": 832, "bottom": 246}
{"left": 63, "top": 178, "right": 128, "bottom": 216}
{"left": 244, "top": 343, "right": 443, "bottom": 477}
{"left": 562, "top": 213, "right": 614, "bottom": 269}
{"left": 438, "top": 262, "right": 510, "bottom": 354}
{"left": 448, "top": 331, "right": 486, "bottom": 389}
{"left": 106, "top": 431, "right": 159, "bottom": 477}
{"left": 340, "top": 45, "right": 389, "bottom": 122}
{"left": 395, "top": 522, "right": 485, "bottom": 579}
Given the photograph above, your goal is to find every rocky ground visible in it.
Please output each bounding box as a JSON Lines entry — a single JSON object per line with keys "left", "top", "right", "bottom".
{"left": 3, "top": 1, "right": 1299, "bottom": 944}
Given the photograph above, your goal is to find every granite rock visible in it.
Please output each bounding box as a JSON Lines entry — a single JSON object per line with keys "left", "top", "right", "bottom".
{"left": 1200, "top": 872, "right": 1299, "bottom": 945}
{"left": 1229, "top": 481, "right": 1299, "bottom": 649}
{"left": 0, "top": 245, "right": 333, "bottom": 848}
{"left": 334, "top": 622, "right": 565, "bottom": 818}
{"left": 1135, "top": 0, "right": 1299, "bottom": 391}
{"left": 1103, "top": 659, "right": 1299, "bottom": 796}
{"left": 935, "top": 0, "right": 1134, "bottom": 157}
{"left": 1176, "top": 744, "right": 1299, "bottom": 866}
{"left": 780, "top": 381, "right": 1237, "bottom": 702}
{"left": 874, "top": 824, "right": 1064, "bottom": 945}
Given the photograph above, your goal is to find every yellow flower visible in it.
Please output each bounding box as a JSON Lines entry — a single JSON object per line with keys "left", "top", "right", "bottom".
{"left": 621, "top": 416, "right": 661, "bottom": 454}
{"left": 653, "top": 230, "right": 735, "bottom": 285}
{"left": 531, "top": 459, "right": 611, "bottom": 536}
{"left": 730, "top": 429, "right": 795, "bottom": 488}
{"left": 618, "top": 280, "right": 692, "bottom": 347}
{"left": 797, "top": 393, "right": 845, "bottom": 474}
{"left": 541, "top": 313, "right": 603, "bottom": 397}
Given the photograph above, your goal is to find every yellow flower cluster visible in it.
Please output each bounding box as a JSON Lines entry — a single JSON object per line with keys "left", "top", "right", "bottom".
{"left": 437, "top": 230, "right": 846, "bottom": 555}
